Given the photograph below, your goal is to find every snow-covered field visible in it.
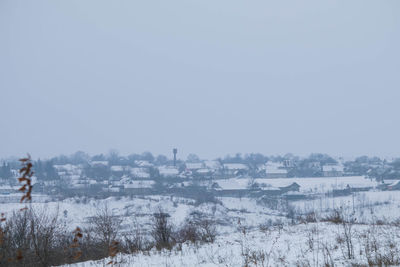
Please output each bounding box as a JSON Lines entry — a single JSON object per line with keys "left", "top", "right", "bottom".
{"left": 64, "top": 222, "right": 400, "bottom": 267}
{"left": 1, "top": 177, "right": 400, "bottom": 266}
{"left": 216, "top": 176, "right": 378, "bottom": 193}
{"left": 291, "top": 190, "right": 400, "bottom": 222}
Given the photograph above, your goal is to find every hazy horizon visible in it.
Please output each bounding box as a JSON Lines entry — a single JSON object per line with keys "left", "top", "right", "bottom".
{"left": 1, "top": 0, "right": 399, "bottom": 160}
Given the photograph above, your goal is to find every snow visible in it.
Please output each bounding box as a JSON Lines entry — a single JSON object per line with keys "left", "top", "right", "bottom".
{"left": 203, "top": 160, "right": 221, "bottom": 170}
{"left": 135, "top": 160, "right": 153, "bottom": 167}
{"left": 63, "top": 222, "right": 400, "bottom": 267}
{"left": 90, "top": 161, "right": 108, "bottom": 166}
{"left": 214, "top": 178, "right": 250, "bottom": 190}
{"left": 263, "top": 162, "right": 287, "bottom": 174}
{"left": 54, "top": 164, "right": 79, "bottom": 171}
{"left": 110, "top": 165, "right": 124, "bottom": 172}
{"left": 158, "top": 166, "right": 179, "bottom": 177}
{"left": 185, "top": 163, "right": 204, "bottom": 170}
{"left": 323, "top": 164, "right": 344, "bottom": 172}
{"left": 212, "top": 176, "right": 375, "bottom": 192}
{"left": 124, "top": 180, "right": 155, "bottom": 189}
{"left": 292, "top": 190, "right": 400, "bottom": 223}
{"left": 0, "top": 176, "right": 397, "bottom": 267}
{"left": 130, "top": 167, "right": 150, "bottom": 178}
{"left": 197, "top": 168, "right": 212, "bottom": 174}
{"left": 223, "top": 163, "right": 248, "bottom": 170}
{"left": 255, "top": 176, "right": 377, "bottom": 193}
{"left": 266, "top": 168, "right": 287, "bottom": 174}
{"left": 0, "top": 185, "right": 19, "bottom": 190}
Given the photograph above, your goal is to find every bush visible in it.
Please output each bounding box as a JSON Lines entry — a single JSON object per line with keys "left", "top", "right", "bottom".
{"left": 151, "top": 210, "right": 174, "bottom": 250}
{"left": 122, "top": 220, "right": 148, "bottom": 253}
{"left": 87, "top": 204, "right": 122, "bottom": 251}
{"left": 0, "top": 208, "right": 68, "bottom": 267}
{"left": 176, "top": 216, "right": 217, "bottom": 244}
{"left": 322, "top": 209, "right": 343, "bottom": 224}
{"left": 176, "top": 221, "right": 199, "bottom": 243}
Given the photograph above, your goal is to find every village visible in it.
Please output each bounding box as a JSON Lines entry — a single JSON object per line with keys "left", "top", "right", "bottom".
{"left": 1, "top": 151, "right": 400, "bottom": 203}
{"left": 2, "top": 151, "right": 400, "bottom": 267}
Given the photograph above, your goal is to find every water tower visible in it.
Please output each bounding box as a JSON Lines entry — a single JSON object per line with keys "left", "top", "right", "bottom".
{"left": 173, "top": 148, "right": 177, "bottom": 166}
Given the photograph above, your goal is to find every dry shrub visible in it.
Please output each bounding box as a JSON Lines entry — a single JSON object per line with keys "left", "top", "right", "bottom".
{"left": 151, "top": 210, "right": 174, "bottom": 250}
{"left": 298, "top": 211, "right": 318, "bottom": 224}
{"left": 122, "top": 220, "right": 147, "bottom": 253}
{"left": 322, "top": 209, "right": 344, "bottom": 224}
{"left": 0, "top": 207, "right": 67, "bottom": 267}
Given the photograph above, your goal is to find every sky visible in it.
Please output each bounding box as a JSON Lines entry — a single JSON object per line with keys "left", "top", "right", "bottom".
{"left": 0, "top": 0, "right": 399, "bottom": 160}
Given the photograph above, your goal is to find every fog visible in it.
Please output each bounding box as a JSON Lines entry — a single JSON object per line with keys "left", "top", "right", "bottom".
{"left": 1, "top": 0, "right": 399, "bottom": 159}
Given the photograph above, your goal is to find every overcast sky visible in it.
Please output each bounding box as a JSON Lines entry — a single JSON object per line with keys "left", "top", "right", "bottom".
{"left": 1, "top": 0, "right": 399, "bottom": 160}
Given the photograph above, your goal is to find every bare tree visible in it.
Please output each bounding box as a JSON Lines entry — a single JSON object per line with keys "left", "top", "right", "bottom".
{"left": 123, "top": 219, "right": 146, "bottom": 253}
{"left": 88, "top": 204, "right": 122, "bottom": 251}
{"left": 29, "top": 207, "right": 65, "bottom": 267}
{"left": 151, "top": 209, "right": 173, "bottom": 249}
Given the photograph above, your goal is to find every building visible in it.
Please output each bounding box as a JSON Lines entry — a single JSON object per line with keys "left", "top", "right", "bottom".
{"left": 158, "top": 166, "right": 180, "bottom": 178}
{"left": 279, "top": 182, "right": 300, "bottom": 193}
{"left": 223, "top": 163, "right": 248, "bottom": 176}
{"left": 322, "top": 164, "right": 344, "bottom": 177}
{"left": 185, "top": 162, "right": 204, "bottom": 171}
{"left": 264, "top": 163, "right": 288, "bottom": 178}
{"left": 130, "top": 167, "right": 150, "bottom": 179}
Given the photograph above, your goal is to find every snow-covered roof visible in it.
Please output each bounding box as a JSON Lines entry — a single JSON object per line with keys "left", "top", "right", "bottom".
{"left": 223, "top": 163, "right": 248, "bottom": 170}
{"left": 260, "top": 187, "right": 281, "bottom": 191}
{"left": 90, "top": 161, "right": 108, "bottom": 166}
{"left": 185, "top": 163, "right": 204, "bottom": 170}
{"left": 262, "top": 163, "right": 287, "bottom": 174}
{"left": 323, "top": 165, "right": 344, "bottom": 172}
{"left": 124, "top": 180, "right": 155, "bottom": 189}
{"left": 158, "top": 166, "right": 179, "bottom": 177}
{"left": 135, "top": 160, "right": 153, "bottom": 167}
{"left": 88, "top": 179, "right": 98, "bottom": 185}
{"left": 110, "top": 165, "right": 124, "bottom": 172}
{"left": 130, "top": 168, "right": 150, "bottom": 178}
{"left": 54, "top": 164, "right": 77, "bottom": 171}
{"left": 214, "top": 178, "right": 249, "bottom": 190}
{"left": 107, "top": 187, "right": 120, "bottom": 192}
{"left": 204, "top": 160, "right": 221, "bottom": 169}
{"left": 197, "top": 168, "right": 212, "bottom": 174}
{"left": 265, "top": 167, "right": 287, "bottom": 174}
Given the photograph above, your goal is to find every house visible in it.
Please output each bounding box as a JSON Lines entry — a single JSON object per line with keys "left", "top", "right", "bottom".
{"left": 130, "top": 167, "right": 150, "bottom": 179}
{"left": 70, "top": 179, "right": 87, "bottom": 189}
{"left": 110, "top": 165, "right": 127, "bottom": 176}
{"left": 90, "top": 161, "right": 108, "bottom": 166}
{"left": 195, "top": 168, "right": 214, "bottom": 178}
{"left": 322, "top": 164, "right": 344, "bottom": 177}
{"left": 54, "top": 164, "right": 82, "bottom": 178}
{"left": 211, "top": 182, "right": 221, "bottom": 190}
{"left": 264, "top": 163, "right": 288, "bottom": 178}
{"left": 185, "top": 163, "right": 214, "bottom": 178}
{"left": 204, "top": 160, "right": 221, "bottom": 170}
{"left": 386, "top": 181, "right": 400, "bottom": 191}
{"left": 223, "top": 163, "right": 248, "bottom": 176}
{"left": 185, "top": 162, "right": 204, "bottom": 171}
{"left": 158, "top": 166, "right": 180, "bottom": 177}
{"left": 124, "top": 180, "right": 155, "bottom": 189}
{"left": 279, "top": 182, "right": 300, "bottom": 193}
{"left": 104, "top": 185, "right": 123, "bottom": 193}
{"left": 134, "top": 160, "right": 153, "bottom": 167}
